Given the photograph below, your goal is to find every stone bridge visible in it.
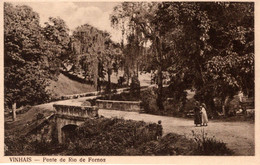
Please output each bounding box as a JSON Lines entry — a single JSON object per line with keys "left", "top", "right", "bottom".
{"left": 53, "top": 104, "right": 98, "bottom": 143}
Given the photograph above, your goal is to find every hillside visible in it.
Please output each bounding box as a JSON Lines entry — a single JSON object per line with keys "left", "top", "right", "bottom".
{"left": 47, "top": 73, "right": 96, "bottom": 97}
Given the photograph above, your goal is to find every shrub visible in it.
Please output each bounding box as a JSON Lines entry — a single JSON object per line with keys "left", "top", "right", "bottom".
{"left": 5, "top": 135, "right": 27, "bottom": 155}
{"left": 163, "top": 101, "right": 180, "bottom": 116}
{"left": 5, "top": 135, "right": 53, "bottom": 155}
{"left": 183, "top": 98, "right": 196, "bottom": 112}
{"left": 67, "top": 118, "right": 159, "bottom": 155}
{"left": 139, "top": 133, "right": 196, "bottom": 155}
{"left": 101, "top": 91, "right": 142, "bottom": 101}
{"left": 140, "top": 88, "right": 158, "bottom": 113}
{"left": 66, "top": 118, "right": 200, "bottom": 156}
{"left": 192, "top": 129, "right": 233, "bottom": 155}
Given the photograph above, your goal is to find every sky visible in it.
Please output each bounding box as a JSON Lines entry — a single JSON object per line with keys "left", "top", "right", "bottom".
{"left": 13, "top": 1, "right": 122, "bottom": 42}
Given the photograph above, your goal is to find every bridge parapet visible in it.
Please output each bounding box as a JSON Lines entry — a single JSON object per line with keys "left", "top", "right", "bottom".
{"left": 53, "top": 104, "right": 98, "bottom": 119}
{"left": 96, "top": 99, "right": 143, "bottom": 112}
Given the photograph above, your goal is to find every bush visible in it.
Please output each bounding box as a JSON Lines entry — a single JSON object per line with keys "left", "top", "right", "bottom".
{"left": 65, "top": 118, "right": 200, "bottom": 156}
{"left": 163, "top": 100, "right": 180, "bottom": 116}
{"left": 101, "top": 92, "right": 139, "bottom": 101}
{"left": 5, "top": 135, "right": 66, "bottom": 156}
{"left": 139, "top": 133, "right": 196, "bottom": 155}
{"left": 140, "top": 88, "right": 158, "bottom": 113}
{"left": 183, "top": 98, "right": 196, "bottom": 112}
{"left": 192, "top": 129, "right": 233, "bottom": 155}
{"left": 5, "top": 135, "right": 28, "bottom": 155}
{"left": 67, "top": 118, "right": 159, "bottom": 155}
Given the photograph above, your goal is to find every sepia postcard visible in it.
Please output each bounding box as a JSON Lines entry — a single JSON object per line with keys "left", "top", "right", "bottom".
{"left": 0, "top": 0, "right": 259, "bottom": 164}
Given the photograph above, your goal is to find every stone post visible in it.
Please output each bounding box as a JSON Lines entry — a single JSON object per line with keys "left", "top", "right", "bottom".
{"left": 12, "top": 102, "right": 16, "bottom": 121}
{"left": 56, "top": 117, "right": 63, "bottom": 144}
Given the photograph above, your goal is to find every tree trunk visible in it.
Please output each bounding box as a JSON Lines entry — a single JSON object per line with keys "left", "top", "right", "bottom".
{"left": 107, "top": 69, "right": 112, "bottom": 93}
{"left": 136, "top": 61, "right": 139, "bottom": 78}
{"left": 124, "top": 65, "right": 130, "bottom": 86}
{"left": 12, "top": 102, "right": 16, "bottom": 121}
{"left": 222, "top": 96, "right": 230, "bottom": 116}
{"left": 156, "top": 36, "right": 164, "bottom": 110}
{"left": 93, "top": 58, "right": 99, "bottom": 91}
{"left": 157, "top": 65, "right": 164, "bottom": 110}
{"left": 205, "top": 97, "right": 216, "bottom": 118}
{"left": 136, "top": 45, "right": 139, "bottom": 78}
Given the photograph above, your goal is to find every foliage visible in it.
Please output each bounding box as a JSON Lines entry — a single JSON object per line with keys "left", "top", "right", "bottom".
{"left": 111, "top": 2, "right": 254, "bottom": 116}
{"left": 4, "top": 64, "right": 51, "bottom": 107}
{"left": 68, "top": 24, "right": 122, "bottom": 91}
{"left": 5, "top": 135, "right": 32, "bottom": 155}
{"left": 68, "top": 24, "right": 105, "bottom": 90}
{"left": 43, "top": 17, "right": 70, "bottom": 69}
{"left": 166, "top": 77, "right": 188, "bottom": 112}
{"left": 6, "top": 118, "right": 158, "bottom": 155}
{"left": 157, "top": 2, "right": 254, "bottom": 115}
{"left": 4, "top": 3, "right": 70, "bottom": 107}
{"left": 102, "top": 39, "right": 122, "bottom": 92}
{"left": 111, "top": 2, "right": 166, "bottom": 109}
{"left": 140, "top": 88, "right": 159, "bottom": 114}
{"left": 192, "top": 129, "right": 234, "bottom": 155}
{"left": 140, "top": 133, "right": 196, "bottom": 155}
{"left": 67, "top": 118, "right": 159, "bottom": 155}
{"left": 5, "top": 115, "right": 234, "bottom": 156}
{"left": 5, "top": 135, "right": 63, "bottom": 156}
{"left": 101, "top": 92, "right": 138, "bottom": 101}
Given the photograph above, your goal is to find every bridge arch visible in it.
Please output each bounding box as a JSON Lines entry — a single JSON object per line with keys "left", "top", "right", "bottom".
{"left": 56, "top": 117, "right": 85, "bottom": 143}
{"left": 61, "top": 124, "right": 79, "bottom": 144}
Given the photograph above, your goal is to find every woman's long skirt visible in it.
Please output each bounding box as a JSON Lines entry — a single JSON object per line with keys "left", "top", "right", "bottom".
{"left": 201, "top": 110, "right": 208, "bottom": 124}
{"left": 194, "top": 112, "right": 202, "bottom": 124}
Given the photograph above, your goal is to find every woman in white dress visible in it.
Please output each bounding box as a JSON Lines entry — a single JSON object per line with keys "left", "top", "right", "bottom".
{"left": 200, "top": 103, "right": 208, "bottom": 126}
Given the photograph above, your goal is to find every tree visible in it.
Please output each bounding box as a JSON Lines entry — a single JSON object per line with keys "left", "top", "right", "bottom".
{"left": 4, "top": 3, "right": 70, "bottom": 111}
{"left": 69, "top": 24, "right": 121, "bottom": 91}
{"left": 204, "top": 3, "right": 254, "bottom": 115}
{"left": 111, "top": 2, "right": 254, "bottom": 116}
{"left": 155, "top": 2, "right": 254, "bottom": 116}
{"left": 4, "top": 3, "right": 48, "bottom": 109}
{"left": 102, "top": 39, "right": 122, "bottom": 92}
{"left": 111, "top": 2, "right": 168, "bottom": 110}
{"left": 43, "top": 17, "right": 70, "bottom": 75}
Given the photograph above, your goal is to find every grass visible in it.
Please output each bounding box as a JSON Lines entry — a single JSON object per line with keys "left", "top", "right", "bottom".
{"left": 4, "top": 107, "right": 54, "bottom": 137}
{"left": 47, "top": 73, "right": 96, "bottom": 97}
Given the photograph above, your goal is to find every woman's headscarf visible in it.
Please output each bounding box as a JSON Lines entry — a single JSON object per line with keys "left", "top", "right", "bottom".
{"left": 202, "top": 103, "right": 206, "bottom": 108}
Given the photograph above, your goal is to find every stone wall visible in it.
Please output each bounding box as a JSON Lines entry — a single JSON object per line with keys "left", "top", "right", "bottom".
{"left": 53, "top": 104, "right": 98, "bottom": 119}
{"left": 96, "top": 99, "right": 142, "bottom": 112}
